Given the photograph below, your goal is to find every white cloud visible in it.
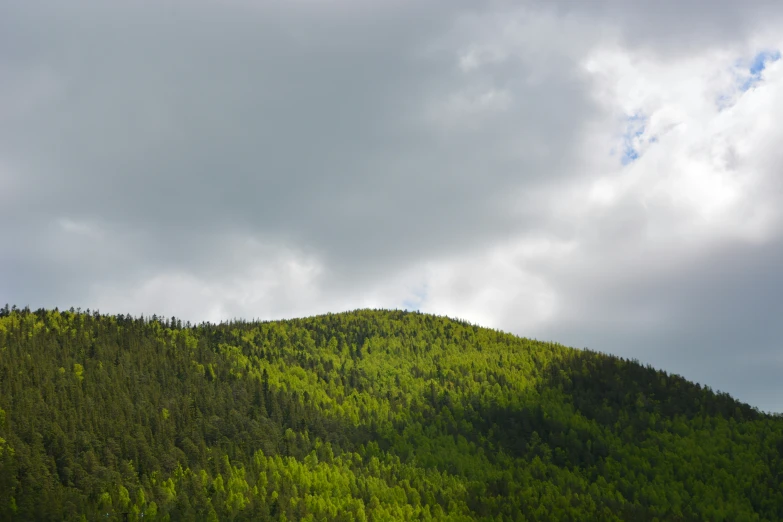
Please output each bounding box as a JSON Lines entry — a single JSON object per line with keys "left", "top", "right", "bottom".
{"left": 409, "top": 236, "right": 577, "bottom": 332}
{"left": 88, "top": 236, "right": 327, "bottom": 322}
{"left": 574, "top": 41, "right": 783, "bottom": 247}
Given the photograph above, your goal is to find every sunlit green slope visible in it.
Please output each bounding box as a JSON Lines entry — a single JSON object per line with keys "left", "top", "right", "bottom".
{"left": 0, "top": 306, "right": 781, "bottom": 521}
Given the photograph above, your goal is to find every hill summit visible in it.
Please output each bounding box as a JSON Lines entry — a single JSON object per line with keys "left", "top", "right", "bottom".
{"left": 0, "top": 307, "right": 781, "bottom": 520}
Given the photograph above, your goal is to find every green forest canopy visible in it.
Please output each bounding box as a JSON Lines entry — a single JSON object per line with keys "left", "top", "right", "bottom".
{"left": 0, "top": 305, "right": 781, "bottom": 521}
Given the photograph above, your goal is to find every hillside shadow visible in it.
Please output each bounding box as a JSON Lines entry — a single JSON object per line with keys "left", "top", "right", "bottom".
{"left": 538, "top": 350, "right": 764, "bottom": 428}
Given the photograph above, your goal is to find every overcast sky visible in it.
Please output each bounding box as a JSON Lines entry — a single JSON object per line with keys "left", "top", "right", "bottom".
{"left": 2, "top": 1, "right": 783, "bottom": 412}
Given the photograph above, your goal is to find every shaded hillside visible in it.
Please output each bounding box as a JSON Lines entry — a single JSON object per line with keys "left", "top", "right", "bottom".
{"left": 0, "top": 306, "right": 781, "bottom": 521}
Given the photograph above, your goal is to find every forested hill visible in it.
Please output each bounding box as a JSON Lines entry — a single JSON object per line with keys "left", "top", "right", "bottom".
{"left": 0, "top": 307, "right": 782, "bottom": 521}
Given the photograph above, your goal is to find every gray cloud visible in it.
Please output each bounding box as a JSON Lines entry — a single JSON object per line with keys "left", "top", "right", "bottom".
{"left": 542, "top": 0, "right": 783, "bottom": 53}
{"left": 1, "top": 1, "right": 593, "bottom": 275}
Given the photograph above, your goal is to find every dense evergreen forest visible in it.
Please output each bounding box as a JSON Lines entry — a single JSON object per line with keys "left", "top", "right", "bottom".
{"left": 0, "top": 306, "right": 781, "bottom": 521}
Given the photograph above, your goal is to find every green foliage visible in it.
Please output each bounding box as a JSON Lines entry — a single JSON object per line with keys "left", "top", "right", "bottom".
{"left": 0, "top": 307, "right": 781, "bottom": 520}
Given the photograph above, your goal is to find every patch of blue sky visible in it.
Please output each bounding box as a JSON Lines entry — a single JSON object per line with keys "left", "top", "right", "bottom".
{"left": 740, "top": 49, "right": 781, "bottom": 92}
{"left": 622, "top": 148, "right": 639, "bottom": 164}
{"left": 718, "top": 49, "right": 781, "bottom": 110}
{"left": 620, "top": 112, "right": 647, "bottom": 165}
